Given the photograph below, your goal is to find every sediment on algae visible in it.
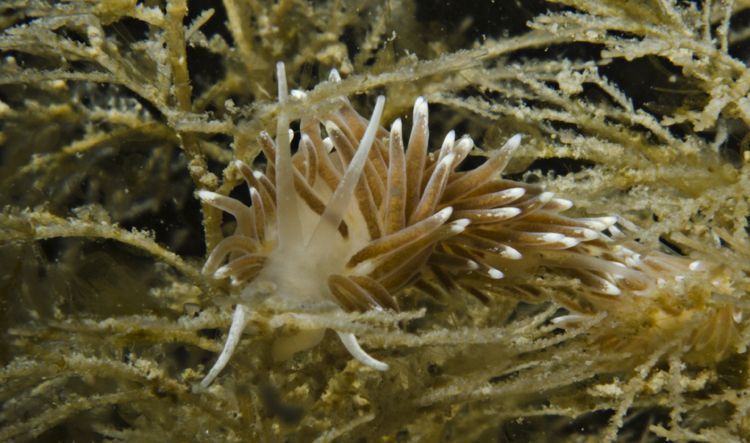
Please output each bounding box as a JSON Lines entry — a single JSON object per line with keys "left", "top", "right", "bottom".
{"left": 1, "top": 1, "right": 750, "bottom": 441}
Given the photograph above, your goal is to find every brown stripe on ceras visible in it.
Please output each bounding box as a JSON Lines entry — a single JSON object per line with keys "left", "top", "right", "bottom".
{"left": 215, "top": 254, "right": 267, "bottom": 284}
{"left": 508, "top": 221, "right": 598, "bottom": 241}
{"left": 513, "top": 211, "right": 602, "bottom": 233}
{"left": 470, "top": 227, "right": 575, "bottom": 249}
{"left": 346, "top": 207, "right": 453, "bottom": 267}
{"left": 565, "top": 268, "right": 622, "bottom": 297}
{"left": 409, "top": 150, "right": 455, "bottom": 225}
{"left": 452, "top": 187, "right": 526, "bottom": 210}
{"left": 300, "top": 136, "right": 318, "bottom": 186}
{"left": 378, "top": 247, "right": 434, "bottom": 291}
{"left": 300, "top": 114, "right": 325, "bottom": 169}
{"left": 462, "top": 277, "right": 543, "bottom": 304}
{"left": 412, "top": 278, "right": 451, "bottom": 300}
{"left": 500, "top": 191, "right": 554, "bottom": 221}
{"left": 302, "top": 132, "right": 342, "bottom": 191}
{"left": 425, "top": 260, "right": 461, "bottom": 295}
{"left": 328, "top": 274, "right": 398, "bottom": 312}
{"left": 383, "top": 119, "right": 407, "bottom": 236}
{"left": 363, "top": 221, "right": 464, "bottom": 286}
{"left": 435, "top": 242, "right": 503, "bottom": 280}
{"left": 441, "top": 140, "right": 518, "bottom": 203}
{"left": 419, "top": 132, "right": 471, "bottom": 187}
{"left": 329, "top": 99, "right": 391, "bottom": 172}
{"left": 324, "top": 109, "right": 387, "bottom": 206}
{"left": 355, "top": 180, "right": 383, "bottom": 240}
{"left": 551, "top": 289, "right": 598, "bottom": 314}
{"left": 248, "top": 187, "right": 266, "bottom": 242}
{"left": 404, "top": 99, "right": 429, "bottom": 220}
{"left": 442, "top": 231, "right": 522, "bottom": 261}
{"left": 451, "top": 181, "right": 543, "bottom": 214}
{"left": 328, "top": 274, "right": 375, "bottom": 312}
{"left": 539, "top": 249, "right": 651, "bottom": 293}
{"left": 428, "top": 256, "right": 494, "bottom": 304}
{"left": 325, "top": 120, "right": 384, "bottom": 204}
{"left": 258, "top": 131, "right": 277, "bottom": 182}
{"left": 203, "top": 192, "right": 258, "bottom": 240}
{"left": 368, "top": 138, "right": 390, "bottom": 192}
{"left": 235, "top": 161, "right": 277, "bottom": 221}
{"left": 259, "top": 130, "right": 307, "bottom": 181}
{"left": 452, "top": 207, "right": 521, "bottom": 224}
{"left": 326, "top": 100, "right": 367, "bottom": 140}
{"left": 203, "top": 235, "right": 261, "bottom": 276}
{"left": 428, "top": 251, "right": 480, "bottom": 273}
{"left": 350, "top": 275, "right": 399, "bottom": 311}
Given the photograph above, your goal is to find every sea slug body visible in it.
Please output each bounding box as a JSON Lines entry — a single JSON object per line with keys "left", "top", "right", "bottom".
{"left": 197, "top": 63, "right": 715, "bottom": 386}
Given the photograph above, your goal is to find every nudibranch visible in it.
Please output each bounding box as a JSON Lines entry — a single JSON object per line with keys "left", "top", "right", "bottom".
{"left": 196, "top": 63, "right": 716, "bottom": 387}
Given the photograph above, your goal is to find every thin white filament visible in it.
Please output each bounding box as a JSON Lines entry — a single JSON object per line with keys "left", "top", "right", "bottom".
{"left": 307, "top": 96, "right": 386, "bottom": 250}
{"left": 336, "top": 331, "right": 389, "bottom": 371}
{"left": 274, "top": 61, "right": 302, "bottom": 250}
{"left": 200, "top": 304, "right": 249, "bottom": 387}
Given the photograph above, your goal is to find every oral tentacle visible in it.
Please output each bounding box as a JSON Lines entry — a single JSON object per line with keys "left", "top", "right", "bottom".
{"left": 200, "top": 304, "right": 249, "bottom": 388}
{"left": 336, "top": 331, "right": 389, "bottom": 371}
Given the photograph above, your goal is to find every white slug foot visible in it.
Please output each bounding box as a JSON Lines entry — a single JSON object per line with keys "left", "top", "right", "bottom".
{"left": 336, "top": 331, "right": 389, "bottom": 371}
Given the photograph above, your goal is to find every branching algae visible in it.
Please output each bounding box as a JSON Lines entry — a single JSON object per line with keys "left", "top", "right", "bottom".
{"left": 1, "top": 1, "right": 750, "bottom": 441}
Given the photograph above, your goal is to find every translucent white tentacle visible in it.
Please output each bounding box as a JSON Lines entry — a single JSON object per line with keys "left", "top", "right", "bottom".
{"left": 275, "top": 61, "right": 302, "bottom": 250}
{"left": 200, "top": 304, "right": 249, "bottom": 387}
{"left": 336, "top": 331, "right": 389, "bottom": 371}
{"left": 307, "top": 96, "right": 386, "bottom": 250}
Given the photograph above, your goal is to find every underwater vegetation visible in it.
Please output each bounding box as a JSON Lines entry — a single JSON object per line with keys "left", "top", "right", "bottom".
{"left": 1, "top": 0, "right": 750, "bottom": 441}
